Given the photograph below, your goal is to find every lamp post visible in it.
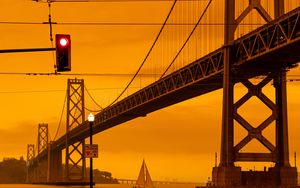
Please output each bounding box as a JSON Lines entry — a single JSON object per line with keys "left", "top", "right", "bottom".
{"left": 88, "top": 113, "right": 94, "bottom": 188}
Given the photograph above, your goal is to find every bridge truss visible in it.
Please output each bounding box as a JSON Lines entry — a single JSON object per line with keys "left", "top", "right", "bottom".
{"left": 27, "top": 1, "right": 300, "bottom": 187}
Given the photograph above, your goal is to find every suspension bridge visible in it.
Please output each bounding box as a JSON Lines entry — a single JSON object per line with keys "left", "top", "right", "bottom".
{"left": 25, "top": 0, "right": 300, "bottom": 187}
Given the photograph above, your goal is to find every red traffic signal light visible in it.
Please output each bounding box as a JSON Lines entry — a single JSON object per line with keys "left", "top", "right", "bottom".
{"left": 55, "top": 34, "right": 71, "bottom": 72}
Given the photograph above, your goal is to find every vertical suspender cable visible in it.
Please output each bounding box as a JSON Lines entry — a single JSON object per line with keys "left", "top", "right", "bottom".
{"left": 160, "top": 0, "right": 212, "bottom": 79}
{"left": 106, "top": 0, "right": 178, "bottom": 107}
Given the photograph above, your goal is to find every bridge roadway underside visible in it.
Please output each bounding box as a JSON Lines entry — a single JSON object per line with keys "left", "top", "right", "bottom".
{"left": 57, "top": 33, "right": 300, "bottom": 150}
{"left": 30, "top": 6, "right": 300, "bottom": 186}
{"left": 33, "top": 6, "right": 300, "bottom": 157}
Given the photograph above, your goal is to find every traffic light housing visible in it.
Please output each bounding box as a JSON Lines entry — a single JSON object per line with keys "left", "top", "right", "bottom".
{"left": 55, "top": 34, "right": 71, "bottom": 72}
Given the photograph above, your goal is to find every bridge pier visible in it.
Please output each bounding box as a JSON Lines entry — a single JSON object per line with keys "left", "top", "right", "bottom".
{"left": 213, "top": 64, "right": 298, "bottom": 187}
{"left": 212, "top": 0, "right": 297, "bottom": 187}
{"left": 48, "top": 144, "right": 63, "bottom": 182}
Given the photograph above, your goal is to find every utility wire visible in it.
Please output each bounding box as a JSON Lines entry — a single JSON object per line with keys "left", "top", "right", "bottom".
{"left": 35, "top": 0, "right": 207, "bottom": 2}
{"left": 106, "top": 0, "right": 178, "bottom": 107}
{"left": 0, "top": 21, "right": 264, "bottom": 26}
{"left": 0, "top": 72, "right": 160, "bottom": 77}
{"left": 46, "top": 1, "right": 58, "bottom": 72}
{"left": 0, "top": 86, "right": 143, "bottom": 94}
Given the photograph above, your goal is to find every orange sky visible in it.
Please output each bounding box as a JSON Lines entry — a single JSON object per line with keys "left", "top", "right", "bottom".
{"left": 0, "top": 0, "right": 300, "bottom": 183}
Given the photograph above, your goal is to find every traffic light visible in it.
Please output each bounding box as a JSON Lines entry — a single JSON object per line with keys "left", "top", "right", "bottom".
{"left": 55, "top": 34, "right": 71, "bottom": 72}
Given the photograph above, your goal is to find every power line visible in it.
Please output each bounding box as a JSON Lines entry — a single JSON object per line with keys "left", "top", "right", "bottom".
{"left": 0, "top": 21, "right": 264, "bottom": 26}
{"left": 34, "top": 0, "right": 208, "bottom": 3}
{"left": 0, "top": 86, "right": 142, "bottom": 94}
{"left": 0, "top": 72, "right": 160, "bottom": 77}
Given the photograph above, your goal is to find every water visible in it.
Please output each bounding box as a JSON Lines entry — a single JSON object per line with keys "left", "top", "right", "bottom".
{"left": 0, "top": 184, "right": 201, "bottom": 188}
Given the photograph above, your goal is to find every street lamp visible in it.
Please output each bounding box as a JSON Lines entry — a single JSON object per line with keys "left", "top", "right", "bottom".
{"left": 88, "top": 113, "right": 94, "bottom": 188}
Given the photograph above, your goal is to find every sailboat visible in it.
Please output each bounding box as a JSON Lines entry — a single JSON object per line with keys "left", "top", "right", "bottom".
{"left": 134, "top": 159, "right": 155, "bottom": 188}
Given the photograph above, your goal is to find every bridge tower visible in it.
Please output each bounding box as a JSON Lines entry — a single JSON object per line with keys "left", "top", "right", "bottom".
{"left": 212, "top": 0, "right": 297, "bottom": 187}
{"left": 38, "top": 123, "right": 48, "bottom": 154}
{"left": 65, "top": 78, "right": 86, "bottom": 181}
{"left": 37, "top": 123, "right": 49, "bottom": 182}
{"left": 26, "top": 144, "right": 35, "bottom": 183}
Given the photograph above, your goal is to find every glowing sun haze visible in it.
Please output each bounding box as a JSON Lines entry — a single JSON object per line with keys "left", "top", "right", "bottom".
{"left": 0, "top": 0, "right": 299, "bottom": 183}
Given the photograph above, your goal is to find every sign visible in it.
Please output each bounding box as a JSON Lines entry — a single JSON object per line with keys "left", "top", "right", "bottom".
{"left": 85, "top": 144, "right": 98, "bottom": 158}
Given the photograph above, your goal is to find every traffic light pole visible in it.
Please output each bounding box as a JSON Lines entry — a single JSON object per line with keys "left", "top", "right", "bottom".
{"left": 0, "top": 48, "right": 55, "bottom": 53}
{"left": 0, "top": 34, "right": 71, "bottom": 72}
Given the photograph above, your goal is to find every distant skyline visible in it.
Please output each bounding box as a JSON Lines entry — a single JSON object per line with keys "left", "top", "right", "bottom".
{"left": 0, "top": 0, "right": 300, "bottom": 183}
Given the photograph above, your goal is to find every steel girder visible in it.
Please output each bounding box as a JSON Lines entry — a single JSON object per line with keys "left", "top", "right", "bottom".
{"left": 97, "top": 7, "right": 300, "bottom": 127}
{"left": 97, "top": 50, "right": 224, "bottom": 123}
{"left": 233, "top": 76, "right": 277, "bottom": 162}
{"left": 233, "top": 7, "right": 300, "bottom": 67}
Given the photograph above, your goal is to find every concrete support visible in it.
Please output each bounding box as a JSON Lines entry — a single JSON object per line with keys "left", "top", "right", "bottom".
{"left": 37, "top": 157, "right": 48, "bottom": 182}
{"left": 48, "top": 144, "right": 63, "bottom": 182}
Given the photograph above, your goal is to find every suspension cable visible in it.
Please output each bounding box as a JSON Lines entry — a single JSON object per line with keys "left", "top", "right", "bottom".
{"left": 84, "top": 85, "right": 103, "bottom": 111}
{"left": 160, "top": 0, "right": 212, "bottom": 78}
{"left": 106, "top": 0, "right": 178, "bottom": 107}
{"left": 53, "top": 91, "right": 67, "bottom": 140}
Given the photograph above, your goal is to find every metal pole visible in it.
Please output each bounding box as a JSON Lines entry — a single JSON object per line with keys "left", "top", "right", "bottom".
{"left": 90, "top": 121, "right": 93, "bottom": 188}
{"left": 0, "top": 48, "right": 55, "bottom": 53}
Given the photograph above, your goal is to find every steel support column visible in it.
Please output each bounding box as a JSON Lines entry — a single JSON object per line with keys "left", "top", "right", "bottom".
{"left": 212, "top": 0, "right": 297, "bottom": 187}
{"left": 271, "top": 70, "right": 298, "bottom": 187}
{"left": 220, "top": 0, "right": 235, "bottom": 166}
{"left": 212, "top": 1, "right": 242, "bottom": 186}
{"left": 65, "top": 78, "right": 86, "bottom": 181}
{"left": 275, "top": 71, "right": 290, "bottom": 167}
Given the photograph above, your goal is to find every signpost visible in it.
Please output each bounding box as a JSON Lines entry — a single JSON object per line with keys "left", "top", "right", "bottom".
{"left": 85, "top": 144, "right": 98, "bottom": 158}
{"left": 88, "top": 113, "right": 95, "bottom": 188}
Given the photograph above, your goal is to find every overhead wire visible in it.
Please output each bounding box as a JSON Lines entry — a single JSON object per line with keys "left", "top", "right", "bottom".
{"left": 34, "top": 0, "right": 210, "bottom": 2}
{"left": 0, "top": 21, "right": 265, "bottom": 26}
{"left": 0, "top": 72, "right": 160, "bottom": 77}
{"left": 0, "top": 86, "right": 144, "bottom": 94}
